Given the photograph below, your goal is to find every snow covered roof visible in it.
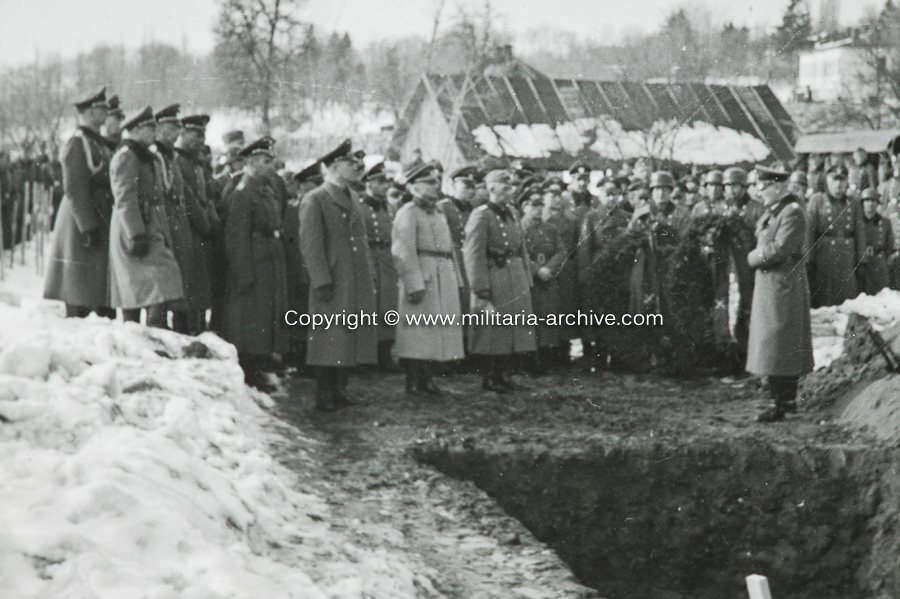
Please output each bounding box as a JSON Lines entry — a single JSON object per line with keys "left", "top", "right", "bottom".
{"left": 392, "top": 74, "right": 796, "bottom": 169}
{"left": 794, "top": 129, "right": 900, "bottom": 155}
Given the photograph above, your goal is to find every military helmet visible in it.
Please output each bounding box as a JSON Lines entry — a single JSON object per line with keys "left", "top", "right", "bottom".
{"left": 788, "top": 170, "right": 807, "bottom": 186}
{"left": 703, "top": 170, "right": 724, "bottom": 185}
{"left": 649, "top": 170, "right": 674, "bottom": 189}
{"left": 723, "top": 167, "right": 747, "bottom": 186}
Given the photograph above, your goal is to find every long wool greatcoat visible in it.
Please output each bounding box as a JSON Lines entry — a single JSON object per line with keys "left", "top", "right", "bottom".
{"left": 175, "top": 146, "right": 215, "bottom": 312}
{"left": 523, "top": 216, "right": 566, "bottom": 348}
{"left": 108, "top": 140, "right": 184, "bottom": 309}
{"left": 463, "top": 202, "right": 537, "bottom": 355}
{"left": 807, "top": 191, "right": 866, "bottom": 307}
{"left": 299, "top": 182, "right": 377, "bottom": 367}
{"left": 359, "top": 193, "right": 398, "bottom": 342}
{"left": 391, "top": 201, "right": 464, "bottom": 362}
{"left": 152, "top": 143, "right": 194, "bottom": 311}
{"left": 862, "top": 213, "right": 895, "bottom": 295}
{"left": 437, "top": 196, "right": 472, "bottom": 313}
{"left": 44, "top": 127, "right": 114, "bottom": 307}
{"left": 745, "top": 194, "right": 814, "bottom": 377}
{"left": 222, "top": 174, "right": 289, "bottom": 355}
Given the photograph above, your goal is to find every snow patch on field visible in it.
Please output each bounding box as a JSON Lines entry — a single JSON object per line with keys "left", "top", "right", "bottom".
{"left": 811, "top": 289, "right": 900, "bottom": 369}
{"left": 0, "top": 304, "right": 423, "bottom": 599}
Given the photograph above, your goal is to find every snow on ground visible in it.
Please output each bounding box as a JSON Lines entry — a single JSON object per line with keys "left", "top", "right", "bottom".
{"left": 472, "top": 117, "right": 772, "bottom": 165}
{"left": 0, "top": 300, "right": 427, "bottom": 599}
{"left": 811, "top": 289, "right": 900, "bottom": 369}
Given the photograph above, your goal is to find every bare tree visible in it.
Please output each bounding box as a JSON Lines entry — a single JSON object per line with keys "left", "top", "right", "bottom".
{"left": 0, "top": 59, "right": 71, "bottom": 158}
{"left": 214, "top": 0, "right": 306, "bottom": 131}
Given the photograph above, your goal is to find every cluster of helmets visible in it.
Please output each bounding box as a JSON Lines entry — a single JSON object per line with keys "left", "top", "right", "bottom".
{"left": 647, "top": 166, "right": 748, "bottom": 190}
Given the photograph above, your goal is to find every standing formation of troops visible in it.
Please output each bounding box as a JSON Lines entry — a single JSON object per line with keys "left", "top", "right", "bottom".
{"left": 32, "top": 86, "right": 900, "bottom": 422}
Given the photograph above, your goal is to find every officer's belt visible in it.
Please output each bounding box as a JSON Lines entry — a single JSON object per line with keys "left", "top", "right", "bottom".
{"left": 820, "top": 231, "right": 854, "bottom": 239}
{"left": 252, "top": 229, "right": 282, "bottom": 239}
{"left": 417, "top": 249, "right": 453, "bottom": 259}
{"left": 369, "top": 240, "right": 390, "bottom": 249}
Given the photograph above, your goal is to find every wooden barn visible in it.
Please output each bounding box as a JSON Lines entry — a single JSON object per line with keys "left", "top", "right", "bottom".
{"left": 389, "top": 72, "right": 797, "bottom": 172}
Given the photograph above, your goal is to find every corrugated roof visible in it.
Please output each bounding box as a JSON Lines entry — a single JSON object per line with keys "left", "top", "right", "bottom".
{"left": 392, "top": 73, "right": 797, "bottom": 168}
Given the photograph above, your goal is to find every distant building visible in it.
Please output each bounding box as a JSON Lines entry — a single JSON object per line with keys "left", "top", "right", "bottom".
{"left": 797, "top": 37, "right": 884, "bottom": 103}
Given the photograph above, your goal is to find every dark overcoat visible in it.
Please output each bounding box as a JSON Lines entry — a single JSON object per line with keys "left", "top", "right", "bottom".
{"left": 359, "top": 194, "right": 398, "bottom": 341}
{"left": 463, "top": 202, "right": 536, "bottom": 355}
{"left": 746, "top": 195, "right": 814, "bottom": 377}
{"left": 153, "top": 143, "right": 194, "bottom": 311}
{"left": 807, "top": 192, "right": 866, "bottom": 307}
{"left": 299, "top": 182, "right": 377, "bottom": 367}
{"left": 175, "top": 147, "right": 214, "bottom": 311}
{"left": 523, "top": 216, "right": 566, "bottom": 348}
{"left": 44, "top": 127, "right": 114, "bottom": 307}
{"left": 108, "top": 140, "right": 184, "bottom": 309}
{"left": 862, "top": 214, "right": 895, "bottom": 295}
{"left": 222, "top": 174, "right": 289, "bottom": 355}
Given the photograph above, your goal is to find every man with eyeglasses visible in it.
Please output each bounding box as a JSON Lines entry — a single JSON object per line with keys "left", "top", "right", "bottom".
{"left": 108, "top": 106, "right": 185, "bottom": 328}
{"left": 299, "top": 140, "right": 377, "bottom": 411}
{"left": 806, "top": 164, "right": 866, "bottom": 307}
{"left": 463, "top": 169, "right": 537, "bottom": 393}
{"left": 746, "top": 165, "right": 814, "bottom": 422}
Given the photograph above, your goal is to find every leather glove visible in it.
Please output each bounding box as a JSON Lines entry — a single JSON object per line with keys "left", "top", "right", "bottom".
{"left": 82, "top": 227, "right": 103, "bottom": 249}
{"left": 130, "top": 234, "right": 149, "bottom": 258}
{"left": 407, "top": 290, "right": 425, "bottom": 305}
{"left": 475, "top": 289, "right": 491, "bottom": 301}
{"left": 314, "top": 284, "right": 334, "bottom": 303}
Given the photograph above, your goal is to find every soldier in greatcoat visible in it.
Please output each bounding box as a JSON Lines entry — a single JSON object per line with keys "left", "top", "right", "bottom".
{"left": 542, "top": 177, "right": 579, "bottom": 364}
{"left": 463, "top": 169, "right": 537, "bottom": 393}
{"left": 175, "top": 114, "right": 216, "bottom": 332}
{"left": 103, "top": 95, "right": 124, "bottom": 150}
{"left": 299, "top": 140, "right": 377, "bottom": 412}
{"left": 392, "top": 163, "right": 465, "bottom": 395}
{"left": 859, "top": 188, "right": 895, "bottom": 295}
{"left": 43, "top": 87, "right": 115, "bottom": 318}
{"left": 151, "top": 104, "right": 194, "bottom": 333}
{"left": 108, "top": 106, "right": 184, "bottom": 327}
{"left": 222, "top": 137, "right": 289, "bottom": 392}
{"left": 521, "top": 185, "right": 566, "bottom": 373}
{"left": 359, "top": 161, "right": 398, "bottom": 370}
{"left": 746, "top": 166, "right": 814, "bottom": 422}
{"left": 806, "top": 164, "right": 866, "bottom": 307}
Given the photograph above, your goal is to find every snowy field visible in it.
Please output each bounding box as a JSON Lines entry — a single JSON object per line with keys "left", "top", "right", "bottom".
{"left": 0, "top": 245, "right": 430, "bottom": 598}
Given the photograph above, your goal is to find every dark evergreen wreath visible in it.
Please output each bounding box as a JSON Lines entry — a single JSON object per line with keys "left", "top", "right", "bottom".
{"left": 581, "top": 213, "right": 757, "bottom": 376}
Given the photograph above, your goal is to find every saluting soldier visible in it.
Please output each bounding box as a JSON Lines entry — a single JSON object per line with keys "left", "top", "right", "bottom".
{"left": 221, "top": 138, "right": 289, "bottom": 392}
{"left": 151, "top": 104, "right": 194, "bottom": 333}
{"left": 463, "top": 169, "right": 537, "bottom": 393}
{"left": 299, "top": 140, "right": 378, "bottom": 412}
{"left": 175, "top": 114, "right": 216, "bottom": 332}
{"left": 44, "top": 87, "right": 115, "bottom": 318}
{"left": 521, "top": 184, "right": 566, "bottom": 372}
{"left": 392, "top": 163, "right": 465, "bottom": 395}
{"left": 746, "top": 165, "right": 814, "bottom": 422}
{"left": 359, "top": 161, "right": 399, "bottom": 370}
{"left": 859, "top": 188, "right": 895, "bottom": 295}
{"left": 807, "top": 164, "right": 866, "bottom": 307}
{"left": 108, "top": 106, "right": 184, "bottom": 327}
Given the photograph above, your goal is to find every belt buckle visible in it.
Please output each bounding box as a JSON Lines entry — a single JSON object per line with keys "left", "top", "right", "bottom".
{"left": 273, "top": 230, "right": 281, "bottom": 239}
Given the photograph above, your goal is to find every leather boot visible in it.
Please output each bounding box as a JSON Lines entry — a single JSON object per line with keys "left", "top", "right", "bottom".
{"left": 419, "top": 361, "right": 442, "bottom": 396}
{"left": 314, "top": 367, "right": 339, "bottom": 412}
{"left": 481, "top": 356, "right": 508, "bottom": 394}
{"left": 404, "top": 360, "right": 421, "bottom": 395}
{"left": 333, "top": 368, "right": 356, "bottom": 407}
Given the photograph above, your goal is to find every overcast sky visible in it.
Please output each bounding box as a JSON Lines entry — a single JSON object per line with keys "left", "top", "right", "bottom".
{"left": 0, "top": 0, "right": 884, "bottom": 68}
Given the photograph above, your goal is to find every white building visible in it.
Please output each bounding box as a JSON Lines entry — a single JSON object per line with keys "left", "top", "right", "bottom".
{"left": 797, "top": 38, "right": 881, "bottom": 103}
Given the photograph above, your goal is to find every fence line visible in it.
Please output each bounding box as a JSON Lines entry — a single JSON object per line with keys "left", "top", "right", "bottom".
{"left": 0, "top": 180, "right": 52, "bottom": 281}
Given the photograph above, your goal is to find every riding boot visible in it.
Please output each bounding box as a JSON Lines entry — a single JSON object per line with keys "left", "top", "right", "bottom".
{"left": 314, "top": 367, "right": 339, "bottom": 412}
{"left": 333, "top": 368, "right": 356, "bottom": 407}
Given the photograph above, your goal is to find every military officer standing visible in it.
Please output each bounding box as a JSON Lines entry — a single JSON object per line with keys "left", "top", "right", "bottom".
{"left": 859, "top": 188, "right": 895, "bottom": 295}
{"left": 392, "top": 163, "right": 465, "bottom": 395}
{"left": 103, "top": 95, "right": 124, "bottom": 150}
{"left": 746, "top": 165, "right": 814, "bottom": 422}
{"left": 108, "top": 106, "right": 184, "bottom": 327}
{"left": 222, "top": 138, "right": 289, "bottom": 392}
{"left": 567, "top": 162, "right": 594, "bottom": 223}
{"left": 807, "top": 164, "right": 866, "bottom": 307}
{"left": 723, "top": 167, "right": 765, "bottom": 229}
{"left": 691, "top": 170, "right": 725, "bottom": 219}
{"left": 151, "top": 104, "right": 194, "bottom": 333}
{"left": 359, "top": 161, "right": 399, "bottom": 370}
{"left": 299, "top": 140, "right": 378, "bottom": 412}
{"left": 175, "top": 114, "right": 216, "bottom": 332}
{"left": 463, "top": 169, "right": 537, "bottom": 393}
{"left": 44, "top": 88, "right": 115, "bottom": 318}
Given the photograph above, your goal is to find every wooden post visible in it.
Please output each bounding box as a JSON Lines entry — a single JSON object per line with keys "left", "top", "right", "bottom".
{"left": 746, "top": 574, "right": 773, "bottom": 599}
{"left": 9, "top": 196, "right": 19, "bottom": 269}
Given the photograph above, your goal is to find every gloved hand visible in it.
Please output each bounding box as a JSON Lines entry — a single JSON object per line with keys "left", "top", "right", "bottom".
{"left": 314, "top": 284, "right": 334, "bottom": 303}
{"left": 407, "top": 290, "right": 425, "bottom": 304}
{"left": 82, "top": 227, "right": 103, "bottom": 249}
{"left": 130, "top": 234, "right": 149, "bottom": 258}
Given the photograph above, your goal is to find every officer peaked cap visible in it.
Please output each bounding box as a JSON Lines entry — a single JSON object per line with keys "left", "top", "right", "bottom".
{"left": 364, "top": 162, "right": 387, "bottom": 182}
{"left": 294, "top": 161, "right": 324, "bottom": 185}
{"left": 756, "top": 164, "right": 790, "bottom": 182}
{"left": 181, "top": 114, "right": 210, "bottom": 131}
{"left": 122, "top": 106, "right": 155, "bottom": 131}
{"left": 154, "top": 104, "right": 181, "bottom": 124}
{"left": 404, "top": 161, "right": 440, "bottom": 185}
{"left": 239, "top": 137, "right": 276, "bottom": 158}
{"left": 318, "top": 139, "right": 354, "bottom": 166}
{"left": 74, "top": 87, "right": 107, "bottom": 111}
{"left": 106, "top": 95, "right": 124, "bottom": 118}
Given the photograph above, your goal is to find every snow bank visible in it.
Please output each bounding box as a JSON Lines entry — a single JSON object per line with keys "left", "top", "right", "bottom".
{"left": 811, "top": 289, "right": 900, "bottom": 369}
{"left": 0, "top": 304, "right": 423, "bottom": 599}
{"left": 472, "top": 118, "right": 771, "bottom": 165}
